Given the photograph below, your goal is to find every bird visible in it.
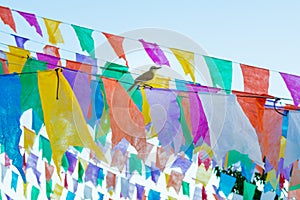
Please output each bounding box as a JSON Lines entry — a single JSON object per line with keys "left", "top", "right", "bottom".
{"left": 127, "top": 66, "right": 161, "bottom": 92}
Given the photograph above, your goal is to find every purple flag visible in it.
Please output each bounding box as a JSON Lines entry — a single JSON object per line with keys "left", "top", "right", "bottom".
{"left": 121, "top": 177, "right": 129, "bottom": 198}
{"left": 37, "top": 53, "right": 60, "bottom": 69}
{"left": 16, "top": 11, "right": 43, "bottom": 36}
{"left": 151, "top": 163, "right": 161, "bottom": 183}
{"left": 145, "top": 88, "right": 181, "bottom": 148}
{"left": 113, "top": 138, "right": 129, "bottom": 155}
{"left": 186, "top": 84, "right": 210, "bottom": 145}
{"left": 171, "top": 156, "right": 192, "bottom": 175}
{"left": 12, "top": 34, "right": 29, "bottom": 48}
{"left": 84, "top": 163, "right": 100, "bottom": 186}
{"left": 65, "top": 151, "right": 77, "bottom": 174}
{"left": 27, "top": 153, "right": 41, "bottom": 185}
{"left": 72, "top": 178, "right": 78, "bottom": 193}
{"left": 76, "top": 53, "right": 97, "bottom": 74}
{"left": 280, "top": 72, "right": 300, "bottom": 106}
{"left": 139, "top": 39, "right": 170, "bottom": 66}
{"left": 136, "top": 183, "right": 145, "bottom": 200}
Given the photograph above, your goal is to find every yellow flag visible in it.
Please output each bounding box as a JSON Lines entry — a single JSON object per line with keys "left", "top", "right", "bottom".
{"left": 140, "top": 88, "right": 151, "bottom": 125}
{"left": 7, "top": 46, "right": 30, "bottom": 73}
{"left": 170, "top": 48, "right": 195, "bottom": 82}
{"left": 266, "top": 169, "right": 279, "bottom": 189}
{"left": 24, "top": 126, "right": 36, "bottom": 154}
{"left": 195, "top": 164, "right": 212, "bottom": 186}
{"left": 148, "top": 74, "right": 171, "bottom": 89}
{"left": 279, "top": 136, "right": 286, "bottom": 158}
{"left": 52, "top": 183, "right": 63, "bottom": 199}
{"left": 38, "top": 70, "right": 106, "bottom": 174}
{"left": 43, "top": 18, "right": 64, "bottom": 44}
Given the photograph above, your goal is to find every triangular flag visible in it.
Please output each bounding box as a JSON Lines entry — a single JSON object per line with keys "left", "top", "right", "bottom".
{"left": 218, "top": 173, "right": 236, "bottom": 197}
{"left": 148, "top": 189, "right": 160, "bottom": 200}
{"left": 16, "top": 11, "right": 43, "bottom": 36}
{"left": 72, "top": 24, "right": 95, "bottom": 58}
{"left": 43, "top": 18, "right": 64, "bottom": 44}
{"left": 38, "top": 70, "right": 106, "bottom": 174}
{"left": 46, "top": 180, "right": 52, "bottom": 199}
{"left": 203, "top": 56, "right": 232, "bottom": 93}
{"left": 139, "top": 39, "right": 170, "bottom": 66}
{"left": 45, "top": 162, "right": 54, "bottom": 182}
{"left": 106, "top": 171, "right": 116, "bottom": 190}
{"left": 43, "top": 45, "right": 62, "bottom": 66}
{"left": 78, "top": 161, "right": 84, "bottom": 183}
{"left": 243, "top": 180, "right": 256, "bottom": 200}
{"left": 170, "top": 48, "right": 195, "bottom": 82}
{"left": 103, "top": 32, "right": 129, "bottom": 66}
{"left": 24, "top": 126, "right": 36, "bottom": 154}
{"left": 6, "top": 45, "right": 30, "bottom": 73}
{"left": 12, "top": 34, "right": 29, "bottom": 48}
{"left": 280, "top": 72, "right": 300, "bottom": 106}
{"left": 53, "top": 184, "right": 63, "bottom": 199}
{"left": 36, "top": 53, "right": 60, "bottom": 69}
{"left": 167, "top": 170, "right": 184, "bottom": 193}
{"left": 240, "top": 64, "right": 269, "bottom": 94}
{"left": 31, "top": 185, "right": 40, "bottom": 200}
{"left": 11, "top": 171, "right": 18, "bottom": 192}
{"left": 0, "top": 58, "right": 9, "bottom": 74}
{"left": 39, "top": 135, "right": 52, "bottom": 164}
{"left": 0, "top": 6, "right": 16, "bottom": 32}
{"left": 182, "top": 181, "right": 190, "bottom": 197}
{"left": 0, "top": 75, "right": 26, "bottom": 181}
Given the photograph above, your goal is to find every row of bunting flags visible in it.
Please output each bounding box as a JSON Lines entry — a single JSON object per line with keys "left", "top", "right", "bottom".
{"left": 0, "top": 5, "right": 300, "bottom": 200}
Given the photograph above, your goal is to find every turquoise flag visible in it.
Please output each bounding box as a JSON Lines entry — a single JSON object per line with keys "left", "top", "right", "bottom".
{"left": 218, "top": 173, "right": 236, "bottom": 197}
{"left": 11, "top": 171, "right": 18, "bottom": 191}
{"left": 243, "top": 180, "right": 256, "bottom": 200}
{"left": 31, "top": 185, "right": 40, "bottom": 200}
{"left": 71, "top": 24, "right": 95, "bottom": 58}
{"left": 204, "top": 56, "right": 232, "bottom": 93}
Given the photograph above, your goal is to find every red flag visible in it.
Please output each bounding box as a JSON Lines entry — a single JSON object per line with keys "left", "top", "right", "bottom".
{"left": 102, "top": 32, "right": 129, "bottom": 67}
{"left": 0, "top": 6, "right": 16, "bottom": 32}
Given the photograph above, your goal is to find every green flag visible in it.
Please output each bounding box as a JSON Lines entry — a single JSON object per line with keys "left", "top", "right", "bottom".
{"left": 31, "top": 185, "right": 40, "bottom": 200}
{"left": 78, "top": 161, "right": 84, "bottom": 183}
{"left": 243, "top": 180, "right": 256, "bottom": 200}
{"left": 21, "top": 58, "right": 47, "bottom": 134}
{"left": 46, "top": 180, "right": 52, "bottom": 199}
{"left": 61, "top": 153, "right": 69, "bottom": 172}
{"left": 204, "top": 56, "right": 232, "bottom": 94}
{"left": 39, "top": 135, "right": 52, "bottom": 164}
{"left": 129, "top": 154, "right": 142, "bottom": 175}
{"left": 182, "top": 181, "right": 190, "bottom": 196}
{"left": 71, "top": 24, "right": 95, "bottom": 58}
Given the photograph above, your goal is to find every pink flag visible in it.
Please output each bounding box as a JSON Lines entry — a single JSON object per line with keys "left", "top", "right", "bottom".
{"left": 139, "top": 39, "right": 170, "bottom": 66}
{"left": 16, "top": 11, "right": 43, "bottom": 36}
{"left": 280, "top": 72, "right": 300, "bottom": 106}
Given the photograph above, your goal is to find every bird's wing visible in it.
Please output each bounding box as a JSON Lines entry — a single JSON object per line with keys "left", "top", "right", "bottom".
{"left": 135, "top": 71, "right": 154, "bottom": 83}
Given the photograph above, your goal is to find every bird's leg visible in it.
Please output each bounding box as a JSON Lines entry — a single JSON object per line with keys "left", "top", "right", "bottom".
{"left": 142, "top": 84, "right": 153, "bottom": 89}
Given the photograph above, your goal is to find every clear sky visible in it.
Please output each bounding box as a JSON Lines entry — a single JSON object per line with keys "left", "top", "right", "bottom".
{"left": 2, "top": 0, "right": 300, "bottom": 75}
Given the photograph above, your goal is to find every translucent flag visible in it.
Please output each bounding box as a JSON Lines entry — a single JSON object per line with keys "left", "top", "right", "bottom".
{"left": 43, "top": 45, "right": 61, "bottom": 66}
{"left": 0, "top": 74, "right": 25, "bottom": 181}
{"left": 103, "top": 32, "right": 129, "bottom": 66}
{"left": 43, "top": 18, "right": 64, "bottom": 44}
{"left": 102, "top": 77, "right": 145, "bottom": 151}
{"left": 12, "top": 35, "right": 29, "bottom": 49}
{"left": 240, "top": 64, "right": 269, "bottom": 94}
{"left": 167, "top": 170, "right": 184, "bottom": 193}
{"left": 7, "top": 45, "right": 30, "bottom": 73}
{"left": 284, "top": 111, "right": 300, "bottom": 167}
{"left": 72, "top": 24, "right": 95, "bottom": 58}
{"left": 0, "top": 6, "right": 16, "bottom": 32}
{"left": 170, "top": 48, "right": 195, "bottom": 82}
{"left": 24, "top": 127, "right": 36, "bottom": 154}
{"left": 204, "top": 56, "right": 232, "bottom": 93}
{"left": 38, "top": 70, "right": 106, "bottom": 174}
{"left": 280, "top": 72, "right": 300, "bottom": 106}
{"left": 31, "top": 185, "right": 40, "bottom": 200}
{"left": 139, "top": 39, "right": 170, "bottom": 66}
{"left": 16, "top": 11, "right": 43, "bottom": 36}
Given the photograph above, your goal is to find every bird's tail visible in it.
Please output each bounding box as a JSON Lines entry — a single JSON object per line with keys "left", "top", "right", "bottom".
{"left": 127, "top": 83, "right": 137, "bottom": 92}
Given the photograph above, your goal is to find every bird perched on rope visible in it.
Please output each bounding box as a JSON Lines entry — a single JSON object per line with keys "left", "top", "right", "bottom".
{"left": 127, "top": 66, "right": 162, "bottom": 92}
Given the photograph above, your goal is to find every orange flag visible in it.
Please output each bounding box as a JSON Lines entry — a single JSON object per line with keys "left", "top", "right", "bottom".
{"left": 167, "top": 171, "right": 184, "bottom": 193}
{"left": 256, "top": 109, "right": 282, "bottom": 170}
{"left": 234, "top": 91, "right": 267, "bottom": 133}
{"left": 240, "top": 64, "right": 269, "bottom": 94}
{"left": 43, "top": 45, "right": 61, "bottom": 66}
{"left": 102, "top": 77, "right": 145, "bottom": 151}
{"left": 102, "top": 32, "right": 129, "bottom": 67}
{"left": 0, "top": 6, "right": 16, "bottom": 32}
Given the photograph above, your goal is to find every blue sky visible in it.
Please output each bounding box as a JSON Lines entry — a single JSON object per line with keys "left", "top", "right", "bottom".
{"left": 1, "top": 1, "right": 300, "bottom": 75}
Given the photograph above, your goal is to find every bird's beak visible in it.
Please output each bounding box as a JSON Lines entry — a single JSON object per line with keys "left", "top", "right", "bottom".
{"left": 155, "top": 66, "right": 162, "bottom": 69}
